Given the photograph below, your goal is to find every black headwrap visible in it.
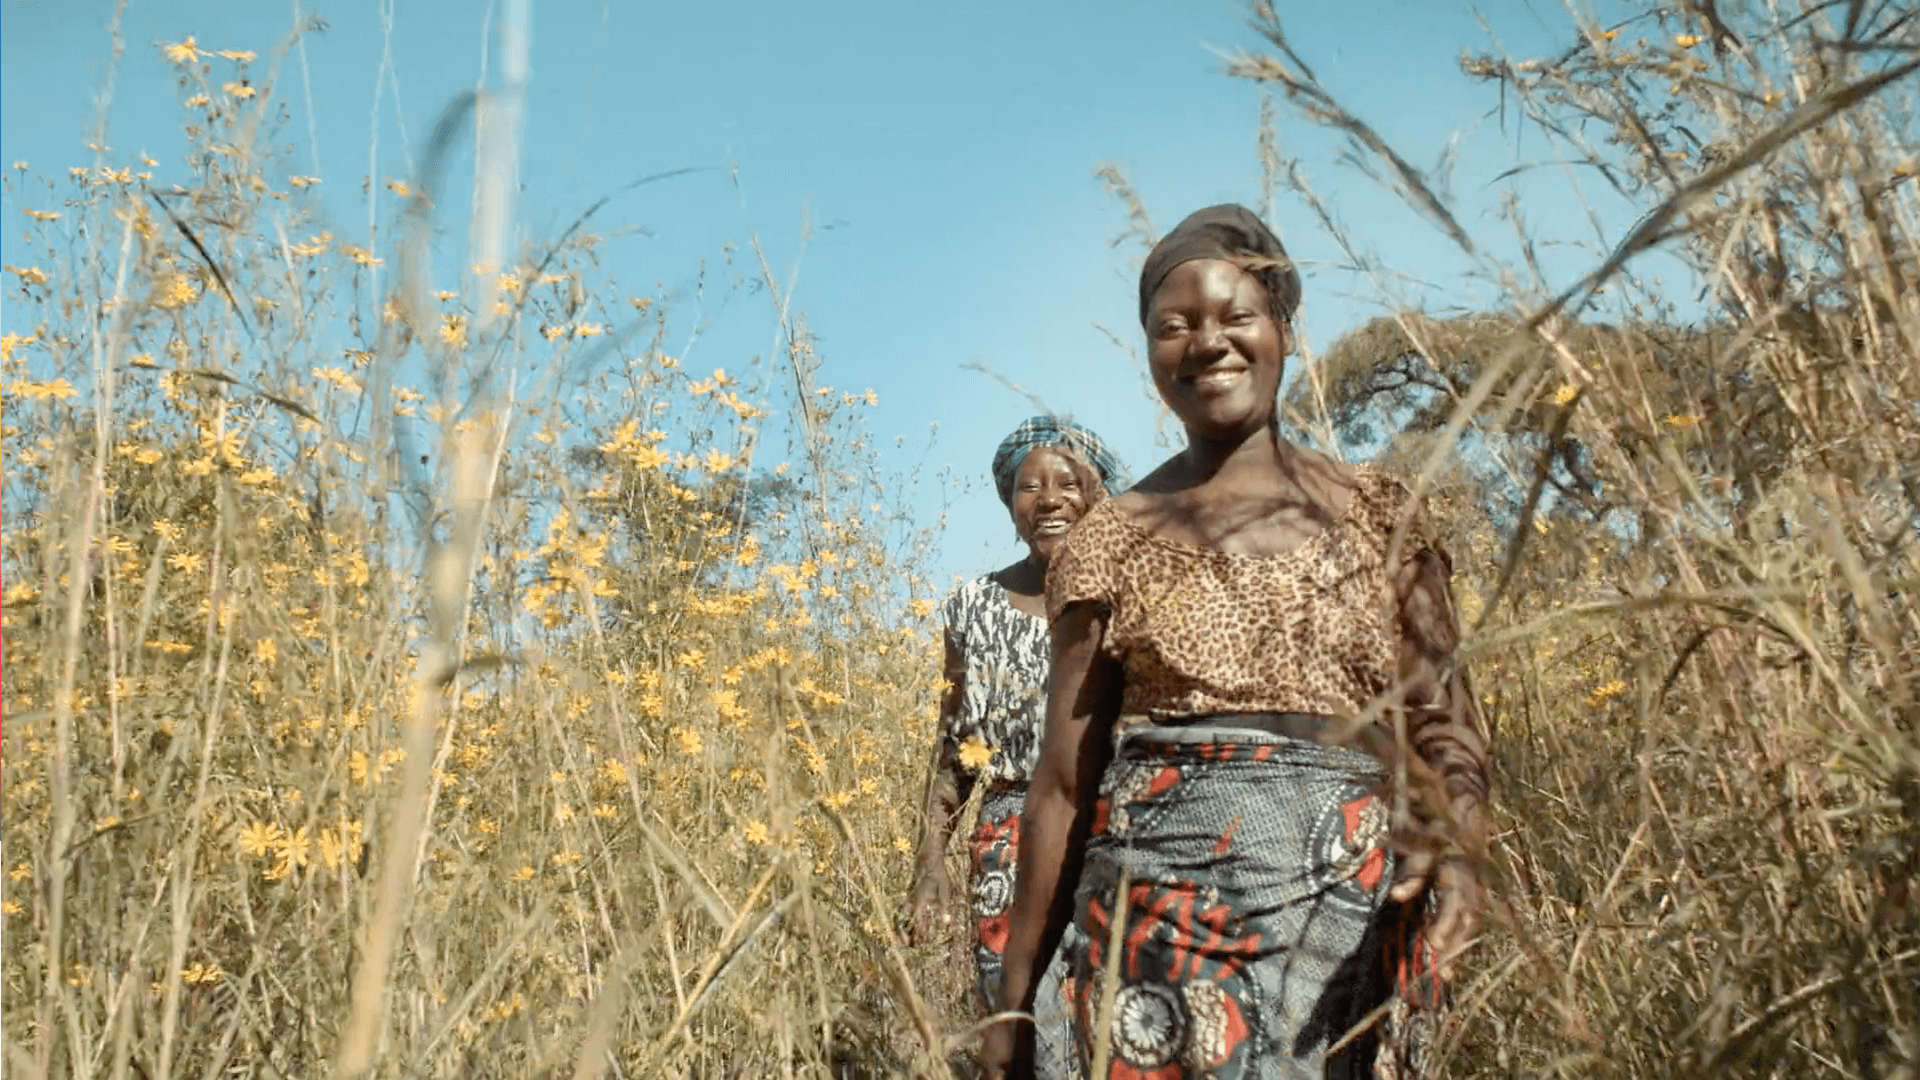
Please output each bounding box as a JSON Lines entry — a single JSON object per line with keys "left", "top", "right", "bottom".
{"left": 1137, "top": 204, "right": 1301, "bottom": 328}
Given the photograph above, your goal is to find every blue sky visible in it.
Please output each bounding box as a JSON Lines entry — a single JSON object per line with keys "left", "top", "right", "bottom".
{"left": 3, "top": 0, "right": 1646, "bottom": 584}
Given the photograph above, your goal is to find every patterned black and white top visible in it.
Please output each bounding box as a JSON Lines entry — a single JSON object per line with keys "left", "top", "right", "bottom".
{"left": 942, "top": 574, "right": 1052, "bottom": 787}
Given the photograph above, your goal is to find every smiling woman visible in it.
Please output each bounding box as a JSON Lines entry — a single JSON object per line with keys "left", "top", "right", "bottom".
{"left": 983, "top": 207, "right": 1490, "bottom": 1080}
{"left": 908, "top": 415, "right": 1130, "bottom": 1018}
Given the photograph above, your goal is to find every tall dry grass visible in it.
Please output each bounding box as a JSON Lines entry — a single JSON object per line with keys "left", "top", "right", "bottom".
{"left": 0, "top": 19, "right": 968, "bottom": 1080}
{"left": 1241, "top": 0, "right": 1919, "bottom": 1076}
{"left": 2, "top": 1, "right": 1916, "bottom": 1078}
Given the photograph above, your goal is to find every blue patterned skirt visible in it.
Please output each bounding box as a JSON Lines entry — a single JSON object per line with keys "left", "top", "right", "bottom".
{"left": 1033, "top": 724, "right": 1439, "bottom": 1079}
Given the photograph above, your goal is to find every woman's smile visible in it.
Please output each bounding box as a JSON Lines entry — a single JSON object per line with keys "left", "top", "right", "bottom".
{"left": 1184, "top": 363, "right": 1250, "bottom": 396}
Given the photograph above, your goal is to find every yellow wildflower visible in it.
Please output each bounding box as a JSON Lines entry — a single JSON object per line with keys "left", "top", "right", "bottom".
{"left": 957, "top": 735, "right": 994, "bottom": 773}
{"left": 238, "top": 821, "right": 280, "bottom": 857}
{"left": 153, "top": 273, "right": 200, "bottom": 309}
{"left": 185, "top": 94, "right": 210, "bottom": 108}
{"left": 317, "top": 825, "right": 363, "bottom": 872}
{"left": 163, "top": 37, "right": 201, "bottom": 64}
{"left": 1673, "top": 33, "right": 1700, "bottom": 47}
{"left": 288, "top": 175, "right": 320, "bottom": 188}
{"left": 312, "top": 366, "right": 363, "bottom": 394}
{"left": 3, "top": 265, "right": 49, "bottom": 287}
{"left": 512, "top": 865, "right": 536, "bottom": 881}
{"left": 181, "top": 962, "right": 223, "bottom": 985}
{"left": 744, "top": 820, "right": 770, "bottom": 845}
{"left": 24, "top": 210, "right": 60, "bottom": 222}
{"left": 1, "top": 332, "right": 38, "bottom": 365}
{"left": 1588, "top": 678, "right": 1629, "bottom": 705}
{"left": 274, "top": 826, "right": 311, "bottom": 871}
{"left": 11, "top": 379, "right": 79, "bottom": 402}
{"left": 222, "top": 82, "right": 255, "bottom": 99}
{"left": 216, "top": 49, "right": 256, "bottom": 61}
{"left": 1552, "top": 384, "right": 1578, "bottom": 406}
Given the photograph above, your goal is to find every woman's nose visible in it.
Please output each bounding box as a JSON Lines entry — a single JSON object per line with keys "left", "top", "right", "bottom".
{"left": 1192, "top": 320, "right": 1229, "bottom": 355}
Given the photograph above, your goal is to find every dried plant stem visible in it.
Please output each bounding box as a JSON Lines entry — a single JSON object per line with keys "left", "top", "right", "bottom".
{"left": 1087, "top": 862, "right": 1132, "bottom": 1080}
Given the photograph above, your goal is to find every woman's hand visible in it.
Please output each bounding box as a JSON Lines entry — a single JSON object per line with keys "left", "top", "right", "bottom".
{"left": 1388, "top": 853, "right": 1482, "bottom": 981}
{"left": 977, "top": 1017, "right": 1030, "bottom": 1080}
{"left": 905, "top": 865, "right": 953, "bottom": 945}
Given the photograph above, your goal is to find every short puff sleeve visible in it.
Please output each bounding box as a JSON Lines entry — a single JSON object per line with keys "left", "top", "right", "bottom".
{"left": 1043, "top": 502, "right": 1123, "bottom": 624}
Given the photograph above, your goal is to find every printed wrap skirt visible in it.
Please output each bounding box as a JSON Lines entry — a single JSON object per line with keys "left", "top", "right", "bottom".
{"left": 969, "top": 784, "right": 1028, "bottom": 1014}
{"left": 1032, "top": 724, "right": 1440, "bottom": 1079}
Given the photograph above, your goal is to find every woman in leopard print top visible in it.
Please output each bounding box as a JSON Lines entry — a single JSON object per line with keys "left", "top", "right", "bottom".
{"left": 983, "top": 206, "right": 1490, "bottom": 1079}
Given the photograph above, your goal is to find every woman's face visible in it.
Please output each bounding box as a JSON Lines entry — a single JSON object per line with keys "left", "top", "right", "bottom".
{"left": 1144, "top": 259, "right": 1290, "bottom": 438}
{"left": 1009, "top": 446, "right": 1094, "bottom": 564}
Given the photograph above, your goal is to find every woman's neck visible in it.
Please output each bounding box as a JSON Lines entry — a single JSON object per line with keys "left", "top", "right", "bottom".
{"left": 1181, "top": 421, "right": 1286, "bottom": 485}
{"left": 998, "top": 552, "right": 1048, "bottom": 596}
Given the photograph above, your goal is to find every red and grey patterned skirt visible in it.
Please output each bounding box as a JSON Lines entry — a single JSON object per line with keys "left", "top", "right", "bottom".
{"left": 1032, "top": 724, "right": 1443, "bottom": 1079}
{"left": 967, "top": 784, "right": 1029, "bottom": 1015}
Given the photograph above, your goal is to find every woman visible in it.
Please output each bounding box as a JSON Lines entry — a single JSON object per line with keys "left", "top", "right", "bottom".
{"left": 984, "top": 206, "right": 1490, "bottom": 1079}
{"left": 908, "top": 416, "right": 1131, "bottom": 1016}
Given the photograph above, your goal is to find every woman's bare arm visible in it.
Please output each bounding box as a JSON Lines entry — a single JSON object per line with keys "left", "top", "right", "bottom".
{"left": 908, "top": 631, "right": 969, "bottom": 941}
{"left": 983, "top": 602, "right": 1120, "bottom": 1074}
{"left": 1388, "top": 542, "right": 1490, "bottom": 977}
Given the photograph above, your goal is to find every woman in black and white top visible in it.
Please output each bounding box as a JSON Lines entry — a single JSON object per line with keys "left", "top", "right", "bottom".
{"left": 908, "top": 416, "right": 1130, "bottom": 1014}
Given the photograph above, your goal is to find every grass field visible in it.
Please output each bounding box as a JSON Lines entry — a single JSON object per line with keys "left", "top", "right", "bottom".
{"left": 3, "top": 1, "right": 1916, "bottom": 1077}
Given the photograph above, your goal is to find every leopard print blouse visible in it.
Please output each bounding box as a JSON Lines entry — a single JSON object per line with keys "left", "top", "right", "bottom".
{"left": 1044, "top": 464, "right": 1455, "bottom": 724}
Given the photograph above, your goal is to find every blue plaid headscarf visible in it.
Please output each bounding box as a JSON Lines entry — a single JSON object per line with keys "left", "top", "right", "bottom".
{"left": 991, "top": 416, "right": 1130, "bottom": 506}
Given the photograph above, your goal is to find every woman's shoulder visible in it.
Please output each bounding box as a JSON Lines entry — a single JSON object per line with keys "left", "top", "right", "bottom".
{"left": 1323, "top": 454, "right": 1406, "bottom": 509}
{"left": 1061, "top": 497, "right": 1134, "bottom": 546}
{"left": 1096, "top": 454, "right": 1192, "bottom": 532}
{"left": 941, "top": 574, "right": 1001, "bottom": 625}
{"left": 1343, "top": 459, "right": 1446, "bottom": 554}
